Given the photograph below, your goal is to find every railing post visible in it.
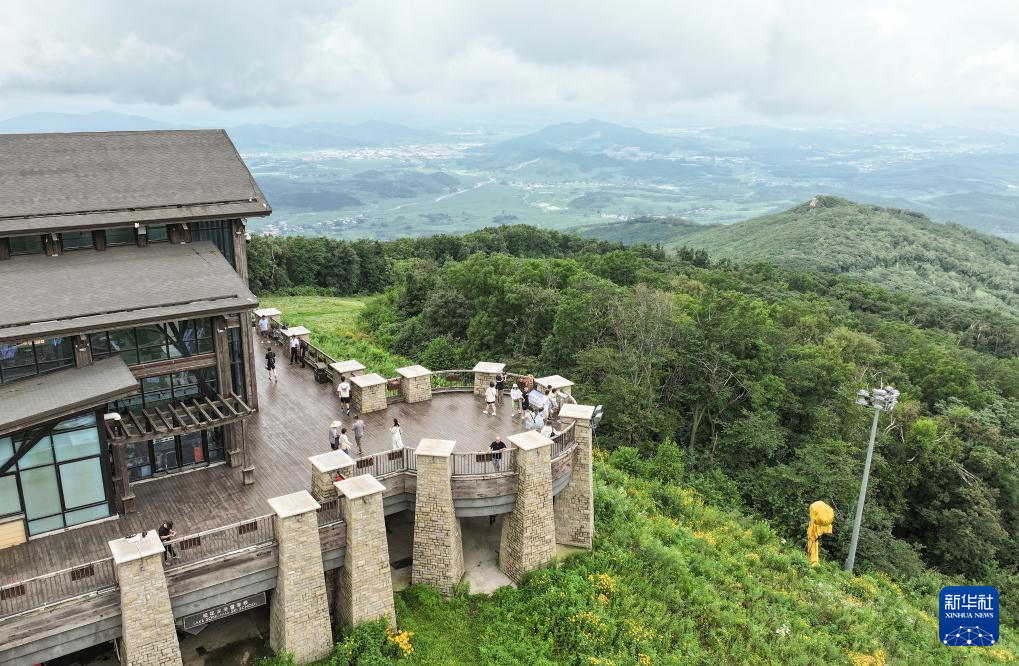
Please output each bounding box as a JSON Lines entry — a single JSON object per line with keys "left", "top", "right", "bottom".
{"left": 412, "top": 439, "right": 463, "bottom": 597}
{"left": 108, "top": 531, "right": 183, "bottom": 666}
{"left": 334, "top": 476, "right": 396, "bottom": 627}
{"left": 350, "top": 373, "right": 388, "bottom": 413}
{"left": 472, "top": 361, "right": 505, "bottom": 397}
{"left": 499, "top": 431, "right": 556, "bottom": 583}
{"left": 396, "top": 364, "right": 432, "bottom": 403}
{"left": 267, "top": 491, "right": 333, "bottom": 664}
{"left": 309, "top": 450, "right": 356, "bottom": 502}
{"left": 555, "top": 405, "right": 595, "bottom": 549}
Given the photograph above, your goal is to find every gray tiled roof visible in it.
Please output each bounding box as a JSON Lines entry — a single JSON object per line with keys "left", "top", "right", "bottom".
{"left": 0, "top": 241, "right": 258, "bottom": 342}
{"left": 0, "top": 356, "right": 138, "bottom": 436}
{"left": 0, "top": 130, "right": 270, "bottom": 235}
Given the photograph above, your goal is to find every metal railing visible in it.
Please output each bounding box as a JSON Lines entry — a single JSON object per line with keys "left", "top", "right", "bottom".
{"left": 451, "top": 449, "right": 517, "bottom": 475}
{"left": 551, "top": 423, "right": 577, "bottom": 459}
{"left": 351, "top": 448, "right": 410, "bottom": 477}
{"left": 384, "top": 377, "right": 403, "bottom": 402}
{"left": 0, "top": 557, "right": 117, "bottom": 620}
{"left": 317, "top": 498, "right": 344, "bottom": 526}
{"left": 429, "top": 369, "right": 474, "bottom": 392}
{"left": 164, "top": 514, "right": 275, "bottom": 570}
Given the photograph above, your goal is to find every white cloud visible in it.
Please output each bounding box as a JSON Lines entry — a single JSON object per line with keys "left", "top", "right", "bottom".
{"left": 0, "top": 0, "right": 1017, "bottom": 126}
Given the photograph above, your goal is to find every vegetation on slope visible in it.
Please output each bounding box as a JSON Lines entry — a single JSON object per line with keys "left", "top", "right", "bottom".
{"left": 679, "top": 196, "right": 1019, "bottom": 317}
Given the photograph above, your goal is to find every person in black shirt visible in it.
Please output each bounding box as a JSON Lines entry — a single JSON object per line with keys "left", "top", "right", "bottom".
{"left": 494, "top": 372, "right": 505, "bottom": 405}
{"left": 488, "top": 436, "right": 508, "bottom": 524}
{"left": 265, "top": 348, "right": 277, "bottom": 382}
{"left": 158, "top": 520, "right": 178, "bottom": 563}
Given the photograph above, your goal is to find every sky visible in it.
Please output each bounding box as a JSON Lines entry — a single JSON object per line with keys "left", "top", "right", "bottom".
{"left": 2, "top": 0, "right": 1018, "bottom": 129}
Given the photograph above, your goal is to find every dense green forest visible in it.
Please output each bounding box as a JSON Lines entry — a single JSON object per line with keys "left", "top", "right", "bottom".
{"left": 586, "top": 196, "right": 1019, "bottom": 320}
{"left": 249, "top": 223, "right": 1018, "bottom": 660}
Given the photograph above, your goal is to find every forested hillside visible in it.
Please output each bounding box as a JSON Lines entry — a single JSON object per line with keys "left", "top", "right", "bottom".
{"left": 678, "top": 196, "right": 1019, "bottom": 318}
{"left": 250, "top": 225, "right": 1018, "bottom": 659}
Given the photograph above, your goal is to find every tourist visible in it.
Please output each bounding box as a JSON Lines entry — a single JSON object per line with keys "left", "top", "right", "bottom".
{"left": 494, "top": 371, "right": 505, "bottom": 405}
{"left": 523, "top": 373, "right": 535, "bottom": 393}
{"left": 540, "top": 423, "right": 555, "bottom": 439}
{"left": 329, "top": 420, "right": 342, "bottom": 450}
{"left": 157, "top": 520, "right": 178, "bottom": 563}
{"left": 257, "top": 315, "right": 270, "bottom": 342}
{"left": 524, "top": 410, "right": 544, "bottom": 431}
{"left": 338, "top": 427, "right": 352, "bottom": 455}
{"left": 337, "top": 375, "right": 352, "bottom": 415}
{"left": 489, "top": 436, "right": 507, "bottom": 469}
{"left": 265, "top": 348, "right": 277, "bottom": 382}
{"left": 510, "top": 383, "right": 523, "bottom": 416}
{"left": 352, "top": 414, "right": 365, "bottom": 456}
{"left": 555, "top": 387, "right": 574, "bottom": 406}
{"left": 391, "top": 418, "right": 404, "bottom": 450}
{"left": 483, "top": 381, "right": 498, "bottom": 416}
{"left": 541, "top": 391, "right": 552, "bottom": 420}
{"left": 299, "top": 338, "right": 309, "bottom": 368}
{"left": 289, "top": 335, "right": 299, "bottom": 365}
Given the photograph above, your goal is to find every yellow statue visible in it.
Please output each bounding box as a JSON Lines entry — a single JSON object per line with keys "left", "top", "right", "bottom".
{"left": 807, "top": 501, "right": 834, "bottom": 567}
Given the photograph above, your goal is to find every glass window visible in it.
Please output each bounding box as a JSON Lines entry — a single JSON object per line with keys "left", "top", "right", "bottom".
{"left": 35, "top": 338, "right": 73, "bottom": 373}
{"left": 0, "top": 437, "right": 11, "bottom": 468}
{"left": 8, "top": 235, "right": 44, "bottom": 256}
{"left": 194, "top": 220, "right": 235, "bottom": 266}
{"left": 28, "top": 515, "right": 64, "bottom": 535}
{"left": 20, "top": 466, "right": 61, "bottom": 520}
{"left": 125, "top": 442, "right": 152, "bottom": 481}
{"left": 207, "top": 428, "right": 225, "bottom": 462}
{"left": 105, "top": 227, "right": 135, "bottom": 246}
{"left": 58, "top": 458, "right": 107, "bottom": 508}
{"left": 147, "top": 225, "right": 169, "bottom": 242}
{"left": 17, "top": 435, "right": 54, "bottom": 470}
{"left": 60, "top": 230, "right": 93, "bottom": 250}
{"left": 64, "top": 504, "right": 110, "bottom": 527}
{"left": 180, "top": 432, "right": 202, "bottom": 466}
{"left": 0, "top": 337, "right": 73, "bottom": 384}
{"left": 108, "top": 329, "right": 138, "bottom": 365}
{"left": 54, "top": 413, "right": 96, "bottom": 432}
{"left": 53, "top": 428, "right": 101, "bottom": 462}
{"left": 152, "top": 437, "right": 178, "bottom": 473}
{"left": 0, "top": 475, "right": 20, "bottom": 516}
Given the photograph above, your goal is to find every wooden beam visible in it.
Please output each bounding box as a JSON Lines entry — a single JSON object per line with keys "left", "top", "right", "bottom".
{"left": 203, "top": 396, "right": 226, "bottom": 420}
{"left": 140, "top": 409, "right": 162, "bottom": 433}
{"left": 153, "top": 406, "right": 174, "bottom": 430}
{"left": 104, "top": 420, "right": 118, "bottom": 442}
{"left": 180, "top": 401, "right": 203, "bottom": 426}
{"left": 127, "top": 411, "right": 147, "bottom": 436}
{"left": 167, "top": 404, "right": 191, "bottom": 430}
{"left": 230, "top": 391, "right": 253, "bottom": 413}
{"left": 193, "top": 399, "right": 214, "bottom": 422}
{"left": 217, "top": 393, "right": 240, "bottom": 416}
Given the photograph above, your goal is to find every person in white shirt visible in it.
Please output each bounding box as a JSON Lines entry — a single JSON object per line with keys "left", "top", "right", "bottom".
{"left": 483, "top": 382, "right": 498, "bottom": 416}
{"left": 540, "top": 423, "right": 554, "bottom": 438}
{"left": 257, "top": 316, "right": 270, "bottom": 343}
{"left": 338, "top": 428, "right": 352, "bottom": 454}
{"left": 390, "top": 418, "right": 404, "bottom": 450}
{"left": 337, "top": 375, "right": 352, "bottom": 415}
{"left": 289, "top": 336, "right": 299, "bottom": 365}
{"left": 555, "top": 388, "right": 575, "bottom": 405}
{"left": 510, "top": 383, "right": 523, "bottom": 416}
{"left": 328, "top": 420, "right": 342, "bottom": 450}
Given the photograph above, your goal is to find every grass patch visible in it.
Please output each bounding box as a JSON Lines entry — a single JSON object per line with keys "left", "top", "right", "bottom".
{"left": 259, "top": 295, "right": 410, "bottom": 376}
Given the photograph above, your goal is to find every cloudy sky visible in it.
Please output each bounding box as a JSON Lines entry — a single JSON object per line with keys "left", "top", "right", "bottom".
{"left": 1, "top": 0, "right": 1018, "bottom": 128}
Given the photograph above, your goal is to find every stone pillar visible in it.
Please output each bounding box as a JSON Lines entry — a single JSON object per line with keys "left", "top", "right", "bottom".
{"left": 396, "top": 365, "right": 432, "bottom": 403}
{"left": 554, "top": 404, "right": 595, "bottom": 549}
{"left": 351, "top": 373, "right": 387, "bottom": 414}
{"left": 335, "top": 476, "right": 396, "bottom": 628}
{"left": 500, "top": 431, "right": 556, "bottom": 583}
{"left": 329, "top": 359, "right": 366, "bottom": 387}
{"left": 472, "top": 361, "right": 505, "bottom": 397}
{"left": 309, "top": 450, "right": 356, "bottom": 502}
{"left": 536, "top": 374, "right": 574, "bottom": 396}
{"left": 267, "top": 491, "right": 333, "bottom": 664}
{"left": 412, "top": 439, "right": 463, "bottom": 596}
{"left": 108, "top": 532, "right": 182, "bottom": 666}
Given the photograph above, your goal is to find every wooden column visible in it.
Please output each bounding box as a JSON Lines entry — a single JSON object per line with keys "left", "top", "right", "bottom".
{"left": 232, "top": 219, "right": 250, "bottom": 284}
{"left": 213, "top": 316, "right": 243, "bottom": 467}
{"left": 111, "top": 442, "right": 136, "bottom": 514}
{"left": 240, "top": 313, "right": 259, "bottom": 411}
{"left": 0, "top": 237, "right": 10, "bottom": 260}
{"left": 92, "top": 229, "right": 107, "bottom": 251}
{"left": 73, "top": 334, "right": 92, "bottom": 368}
{"left": 135, "top": 225, "right": 148, "bottom": 248}
{"left": 43, "top": 233, "right": 61, "bottom": 256}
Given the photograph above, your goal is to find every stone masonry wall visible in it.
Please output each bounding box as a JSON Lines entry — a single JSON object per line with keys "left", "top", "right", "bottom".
{"left": 311, "top": 462, "right": 355, "bottom": 502}
{"left": 352, "top": 383, "right": 387, "bottom": 413}
{"left": 336, "top": 487, "right": 396, "bottom": 627}
{"left": 116, "top": 553, "right": 183, "bottom": 666}
{"left": 473, "top": 372, "right": 497, "bottom": 396}
{"left": 401, "top": 375, "right": 432, "bottom": 403}
{"left": 554, "top": 418, "right": 594, "bottom": 548}
{"left": 269, "top": 510, "right": 333, "bottom": 663}
{"left": 412, "top": 451, "right": 464, "bottom": 596}
{"left": 499, "top": 441, "right": 556, "bottom": 583}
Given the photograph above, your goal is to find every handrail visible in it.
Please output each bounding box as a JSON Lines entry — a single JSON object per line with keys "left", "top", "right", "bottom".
{"left": 164, "top": 514, "right": 275, "bottom": 570}
{"left": 0, "top": 556, "right": 117, "bottom": 620}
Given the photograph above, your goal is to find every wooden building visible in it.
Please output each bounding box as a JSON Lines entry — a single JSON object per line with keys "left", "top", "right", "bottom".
{"left": 0, "top": 130, "right": 271, "bottom": 544}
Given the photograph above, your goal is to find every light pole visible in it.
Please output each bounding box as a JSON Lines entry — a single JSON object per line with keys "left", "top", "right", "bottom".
{"left": 844, "top": 386, "right": 899, "bottom": 573}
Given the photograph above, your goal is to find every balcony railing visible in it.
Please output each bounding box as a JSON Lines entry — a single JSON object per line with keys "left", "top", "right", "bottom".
{"left": 429, "top": 370, "right": 474, "bottom": 391}
{"left": 0, "top": 556, "right": 117, "bottom": 620}
{"left": 164, "top": 514, "right": 275, "bottom": 570}
{"left": 451, "top": 449, "right": 517, "bottom": 475}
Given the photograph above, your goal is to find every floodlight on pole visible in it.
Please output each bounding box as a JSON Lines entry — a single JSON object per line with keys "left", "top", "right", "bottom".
{"left": 844, "top": 385, "right": 899, "bottom": 573}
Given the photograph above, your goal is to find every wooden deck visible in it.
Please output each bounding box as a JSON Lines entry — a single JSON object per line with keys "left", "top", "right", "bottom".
{"left": 0, "top": 345, "right": 524, "bottom": 584}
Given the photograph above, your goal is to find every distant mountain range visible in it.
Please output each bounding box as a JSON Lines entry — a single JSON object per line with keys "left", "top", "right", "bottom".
{"left": 583, "top": 196, "right": 1019, "bottom": 317}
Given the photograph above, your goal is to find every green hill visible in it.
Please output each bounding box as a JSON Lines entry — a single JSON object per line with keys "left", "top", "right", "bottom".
{"left": 680, "top": 196, "right": 1019, "bottom": 317}
{"left": 573, "top": 216, "right": 713, "bottom": 246}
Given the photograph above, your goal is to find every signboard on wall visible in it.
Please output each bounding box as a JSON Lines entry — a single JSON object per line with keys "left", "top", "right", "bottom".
{"left": 180, "top": 591, "right": 267, "bottom": 630}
